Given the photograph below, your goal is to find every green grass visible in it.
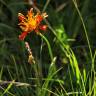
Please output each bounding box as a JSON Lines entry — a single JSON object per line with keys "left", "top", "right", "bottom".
{"left": 0, "top": 0, "right": 96, "bottom": 96}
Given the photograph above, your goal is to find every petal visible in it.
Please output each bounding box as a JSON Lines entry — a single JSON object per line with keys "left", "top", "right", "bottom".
{"left": 19, "top": 31, "right": 28, "bottom": 40}
{"left": 36, "top": 15, "right": 43, "bottom": 23}
{"left": 27, "top": 8, "right": 33, "bottom": 19}
{"left": 39, "top": 25, "right": 47, "bottom": 31}
{"left": 18, "top": 13, "right": 25, "bottom": 21}
{"left": 42, "top": 13, "right": 48, "bottom": 18}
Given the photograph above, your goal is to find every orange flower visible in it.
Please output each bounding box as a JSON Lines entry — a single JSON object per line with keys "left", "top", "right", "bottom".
{"left": 18, "top": 8, "right": 48, "bottom": 40}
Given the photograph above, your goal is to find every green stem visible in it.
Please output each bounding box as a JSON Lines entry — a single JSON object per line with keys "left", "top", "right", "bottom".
{"left": 72, "top": 0, "right": 92, "bottom": 60}
{"left": 39, "top": 33, "right": 53, "bottom": 61}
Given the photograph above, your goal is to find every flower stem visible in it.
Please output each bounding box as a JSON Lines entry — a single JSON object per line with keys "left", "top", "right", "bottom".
{"left": 39, "top": 33, "right": 53, "bottom": 61}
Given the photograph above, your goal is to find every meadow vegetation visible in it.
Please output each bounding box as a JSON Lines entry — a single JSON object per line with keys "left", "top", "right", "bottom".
{"left": 0, "top": 0, "right": 96, "bottom": 96}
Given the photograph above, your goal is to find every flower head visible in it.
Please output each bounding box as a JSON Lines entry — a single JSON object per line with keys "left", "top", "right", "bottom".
{"left": 18, "top": 8, "right": 48, "bottom": 40}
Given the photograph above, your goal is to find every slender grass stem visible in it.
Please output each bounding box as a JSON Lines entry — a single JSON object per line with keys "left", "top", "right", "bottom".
{"left": 42, "top": 0, "right": 51, "bottom": 12}
{"left": 39, "top": 33, "right": 54, "bottom": 61}
{"left": 72, "top": 1, "right": 95, "bottom": 95}
{"left": 72, "top": 0, "right": 92, "bottom": 60}
{"left": 1, "top": 80, "right": 15, "bottom": 96}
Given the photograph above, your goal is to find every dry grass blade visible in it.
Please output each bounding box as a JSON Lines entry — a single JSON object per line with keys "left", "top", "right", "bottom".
{"left": 0, "top": 80, "right": 30, "bottom": 87}
{"left": 56, "top": 2, "right": 68, "bottom": 13}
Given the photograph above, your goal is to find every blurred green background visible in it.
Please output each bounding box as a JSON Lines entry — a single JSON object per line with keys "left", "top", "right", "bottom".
{"left": 0, "top": 0, "right": 96, "bottom": 96}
